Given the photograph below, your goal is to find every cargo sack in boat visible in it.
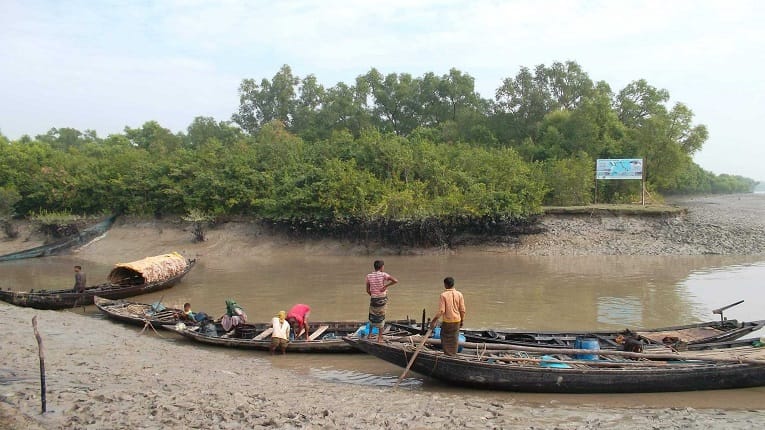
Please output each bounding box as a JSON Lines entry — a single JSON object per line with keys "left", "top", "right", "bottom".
{"left": 108, "top": 252, "right": 188, "bottom": 286}
{"left": 201, "top": 322, "right": 217, "bottom": 336}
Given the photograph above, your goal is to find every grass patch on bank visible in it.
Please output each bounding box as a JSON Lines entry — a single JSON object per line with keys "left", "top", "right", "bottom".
{"left": 542, "top": 203, "right": 685, "bottom": 216}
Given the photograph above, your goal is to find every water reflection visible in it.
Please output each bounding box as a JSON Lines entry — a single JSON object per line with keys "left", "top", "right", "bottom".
{"left": 596, "top": 296, "right": 643, "bottom": 326}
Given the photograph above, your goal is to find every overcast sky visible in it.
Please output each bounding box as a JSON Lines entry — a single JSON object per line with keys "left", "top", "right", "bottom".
{"left": 1, "top": 1, "right": 763, "bottom": 181}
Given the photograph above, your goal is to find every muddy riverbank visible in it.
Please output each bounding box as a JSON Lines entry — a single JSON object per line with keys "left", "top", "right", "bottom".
{"left": 2, "top": 304, "right": 765, "bottom": 430}
{"left": 2, "top": 194, "right": 764, "bottom": 258}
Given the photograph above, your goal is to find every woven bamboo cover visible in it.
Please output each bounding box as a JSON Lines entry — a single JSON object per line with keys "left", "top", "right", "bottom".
{"left": 108, "top": 252, "right": 188, "bottom": 283}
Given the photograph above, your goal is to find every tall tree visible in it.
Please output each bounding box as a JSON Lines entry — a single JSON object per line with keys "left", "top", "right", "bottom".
{"left": 615, "top": 79, "right": 669, "bottom": 127}
{"left": 124, "top": 121, "right": 182, "bottom": 154}
{"left": 494, "top": 66, "right": 551, "bottom": 141}
{"left": 543, "top": 61, "right": 594, "bottom": 110}
{"left": 233, "top": 64, "right": 300, "bottom": 134}
{"left": 365, "top": 69, "right": 421, "bottom": 135}
{"left": 291, "top": 74, "right": 326, "bottom": 138}
{"left": 185, "top": 116, "right": 242, "bottom": 148}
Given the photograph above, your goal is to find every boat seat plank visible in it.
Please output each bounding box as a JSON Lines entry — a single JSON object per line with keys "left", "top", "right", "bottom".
{"left": 309, "top": 325, "right": 330, "bottom": 341}
{"left": 253, "top": 327, "right": 273, "bottom": 340}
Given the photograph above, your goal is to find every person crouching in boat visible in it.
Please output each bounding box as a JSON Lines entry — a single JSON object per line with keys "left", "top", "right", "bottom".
{"left": 271, "top": 310, "right": 291, "bottom": 355}
{"left": 429, "top": 277, "right": 466, "bottom": 356}
{"left": 286, "top": 303, "right": 310, "bottom": 340}
{"left": 221, "top": 299, "right": 248, "bottom": 332}
{"left": 179, "top": 302, "right": 209, "bottom": 324}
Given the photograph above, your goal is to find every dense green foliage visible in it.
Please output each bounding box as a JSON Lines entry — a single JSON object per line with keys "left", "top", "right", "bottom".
{"left": 0, "top": 62, "right": 757, "bottom": 235}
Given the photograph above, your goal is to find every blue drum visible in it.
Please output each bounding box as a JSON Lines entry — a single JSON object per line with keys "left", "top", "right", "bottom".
{"left": 574, "top": 337, "right": 600, "bottom": 360}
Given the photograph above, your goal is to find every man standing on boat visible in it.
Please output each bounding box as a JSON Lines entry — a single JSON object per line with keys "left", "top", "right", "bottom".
{"left": 429, "top": 277, "right": 466, "bottom": 356}
{"left": 73, "top": 265, "right": 86, "bottom": 293}
{"left": 365, "top": 260, "right": 399, "bottom": 343}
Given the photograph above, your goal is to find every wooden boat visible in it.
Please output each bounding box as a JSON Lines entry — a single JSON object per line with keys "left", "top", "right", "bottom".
{"left": 389, "top": 318, "right": 765, "bottom": 351}
{"left": 171, "top": 318, "right": 416, "bottom": 353}
{"left": 343, "top": 335, "right": 765, "bottom": 393}
{"left": 0, "top": 253, "right": 195, "bottom": 310}
{"left": 94, "top": 296, "right": 194, "bottom": 328}
{"left": 0, "top": 215, "right": 117, "bottom": 262}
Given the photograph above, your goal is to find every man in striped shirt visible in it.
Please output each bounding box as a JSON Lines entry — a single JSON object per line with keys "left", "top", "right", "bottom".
{"left": 365, "top": 260, "right": 399, "bottom": 343}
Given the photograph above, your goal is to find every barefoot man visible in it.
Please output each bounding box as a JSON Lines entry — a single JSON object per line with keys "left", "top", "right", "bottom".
{"left": 365, "top": 260, "right": 399, "bottom": 343}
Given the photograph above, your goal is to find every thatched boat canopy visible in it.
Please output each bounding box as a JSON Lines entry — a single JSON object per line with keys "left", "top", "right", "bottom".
{"left": 108, "top": 252, "right": 189, "bottom": 285}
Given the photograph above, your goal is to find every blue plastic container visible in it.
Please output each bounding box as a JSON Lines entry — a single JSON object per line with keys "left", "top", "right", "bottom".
{"left": 355, "top": 323, "right": 380, "bottom": 338}
{"left": 574, "top": 337, "right": 600, "bottom": 360}
{"left": 540, "top": 355, "right": 572, "bottom": 369}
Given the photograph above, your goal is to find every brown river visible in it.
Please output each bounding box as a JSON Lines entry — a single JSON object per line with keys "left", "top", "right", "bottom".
{"left": 3, "top": 246, "right": 765, "bottom": 410}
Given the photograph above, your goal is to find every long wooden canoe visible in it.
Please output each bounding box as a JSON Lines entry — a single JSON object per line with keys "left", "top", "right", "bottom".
{"left": 171, "top": 318, "right": 416, "bottom": 353}
{"left": 0, "top": 255, "right": 195, "bottom": 310}
{"left": 343, "top": 335, "right": 765, "bottom": 393}
{"left": 94, "top": 296, "right": 193, "bottom": 328}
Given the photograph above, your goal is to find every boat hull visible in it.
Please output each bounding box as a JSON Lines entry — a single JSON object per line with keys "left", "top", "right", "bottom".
{"left": 95, "top": 296, "right": 189, "bottom": 327}
{"left": 344, "top": 337, "right": 765, "bottom": 393}
{"left": 173, "top": 319, "right": 415, "bottom": 353}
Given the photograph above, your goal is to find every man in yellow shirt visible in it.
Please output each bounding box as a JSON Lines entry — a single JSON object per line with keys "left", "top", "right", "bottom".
{"left": 429, "top": 277, "right": 466, "bottom": 356}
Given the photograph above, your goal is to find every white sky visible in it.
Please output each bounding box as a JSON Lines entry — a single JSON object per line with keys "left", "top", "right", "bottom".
{"left": 1, "top": 0, "right": 763, "bottom": 181}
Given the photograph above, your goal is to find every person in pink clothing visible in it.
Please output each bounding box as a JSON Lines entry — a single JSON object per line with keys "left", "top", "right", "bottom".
{"left": 286, "top": 303, "right": 311, "bottom": 340}
{"left": 365, "top": 260, "right": 399, "bottom": 343}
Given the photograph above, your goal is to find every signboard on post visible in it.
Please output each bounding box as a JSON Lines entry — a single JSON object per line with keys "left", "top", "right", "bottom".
{"left": 595, "top": 158, "right": 646, "bottom": 205}
{"left": 595, "top": 159, "right": 644, "bottom": 180}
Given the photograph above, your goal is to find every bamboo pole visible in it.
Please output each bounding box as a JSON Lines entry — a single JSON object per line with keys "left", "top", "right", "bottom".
{"left": 395, "top": 326, "right": 433, "bottom": 387}
{"left": 31, "top": 316, "right": 46, "bottom": 413}
{"left": 493, "top": 355, "right": 685, "bottom": 368}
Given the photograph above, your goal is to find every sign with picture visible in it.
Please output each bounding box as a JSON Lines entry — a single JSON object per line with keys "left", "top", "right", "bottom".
{"left": 596, "top": 159, "right": 643, "bottom": 180}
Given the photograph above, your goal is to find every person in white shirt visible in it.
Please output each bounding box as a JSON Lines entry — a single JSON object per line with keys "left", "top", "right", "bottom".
{"left": 270, "top": 310, "right": 291, "bottom": 355}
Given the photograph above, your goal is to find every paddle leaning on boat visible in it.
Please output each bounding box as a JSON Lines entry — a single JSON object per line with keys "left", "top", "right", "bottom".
{"left": 0, "top": 252, "right": 195, "bottom": 309}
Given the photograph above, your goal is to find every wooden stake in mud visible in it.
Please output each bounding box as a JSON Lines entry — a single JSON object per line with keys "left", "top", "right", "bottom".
{"left": 138, "top": 295, "right": 165, "bottom": 338}
{"left": 31, "top": 316, "right": 46, "bottom": 413}
{"left": 138, "top": 318, "right": 164, "bottom": 338}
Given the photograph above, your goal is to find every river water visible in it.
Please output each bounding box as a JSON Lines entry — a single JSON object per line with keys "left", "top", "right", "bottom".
{"left": 3, "top": 251, "right": 765, "bottom": 409}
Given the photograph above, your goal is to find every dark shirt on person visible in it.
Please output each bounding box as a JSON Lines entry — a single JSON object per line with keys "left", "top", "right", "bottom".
{"left": 74, "top": 272, "right": 86, "bottom": 292}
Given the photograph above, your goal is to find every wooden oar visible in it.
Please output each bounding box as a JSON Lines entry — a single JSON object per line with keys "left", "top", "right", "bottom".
{"left": 395, "top": 326, "right": 433, "bottom": 387}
